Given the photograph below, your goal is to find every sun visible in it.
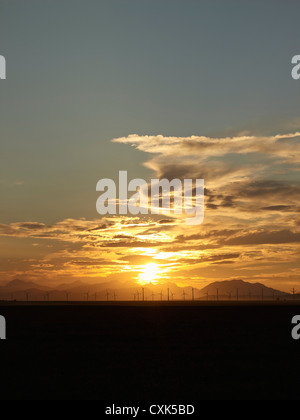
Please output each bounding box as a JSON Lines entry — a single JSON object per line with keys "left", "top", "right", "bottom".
{"left": 138, "top": 263, "right": 159, "bottom": 284}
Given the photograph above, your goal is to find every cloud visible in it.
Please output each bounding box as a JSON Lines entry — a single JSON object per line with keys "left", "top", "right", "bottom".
{"left": 112, "top": 132, "right": 300, "bottom": 164}
{"left": 261, "top": 206, "right": 298, "bottom": 212}
{"left": 111, "top": 133, "right": 300, "bottom": 226}
{"left": 18, "top": 222, "right": 49, "bottom": 230}
{"left": 224, "top": 229, "right": 300, "bottom": 245}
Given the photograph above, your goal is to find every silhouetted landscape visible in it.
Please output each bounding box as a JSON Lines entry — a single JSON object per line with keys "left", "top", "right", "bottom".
{"left": 0, "top": 278, "right": 293, "bottom": 302}
{"left": 1, "top": 299, "right": 300, "bottom": 400}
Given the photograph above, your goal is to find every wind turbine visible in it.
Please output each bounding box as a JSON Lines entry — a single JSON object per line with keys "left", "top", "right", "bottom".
{"left": 46, "top": 291, "right": 51, "bottom": 302}
{"left": 93, "top": 292, "right": 97, "bottom": 301}
{"left": 113, "top": 291, "right": 117, "bottom": 301}
{"left": 291, "top": 288, "right": 297, "bottom": 300}
{"left": 159, "top": 290, "right": 163, "bottom": 301}
{"left": 64, "top": 291, "right": 70, "bottom": 302}
{"left": 171, "top": 292, "right": 175, "bottom": 301}
{"left": 136, "top": 290, "right": 141, "bottom": 301}
{"left": 85, "top": 291, "right": 90, "bottom": 301}
{"left": 182, "top": 290, "right": 187, "bottom": 301}
{"left": 151, "top": 292, "right": 155, "bottom": 301}
{"left": 105, "top": 290, "right": 110, "bottom": 301}
{"left": 192, "top": 288, "right": 195, "bottom": 301}
{"left": 25, "top": 291, "right": 30, "bottom": 302}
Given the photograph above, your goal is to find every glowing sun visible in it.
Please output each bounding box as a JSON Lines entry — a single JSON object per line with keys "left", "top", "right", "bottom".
{"left": 138, "top": 263, "right": 159, "bottom": 284}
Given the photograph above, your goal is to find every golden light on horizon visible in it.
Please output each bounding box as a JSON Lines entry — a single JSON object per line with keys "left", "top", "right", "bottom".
{"left": 138, "top": 263, "right": 159, "bottom": 285}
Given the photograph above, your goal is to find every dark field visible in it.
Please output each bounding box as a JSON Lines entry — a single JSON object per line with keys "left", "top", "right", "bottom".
{"left": 0, "top": 301, "right": 300, "bottom": 400}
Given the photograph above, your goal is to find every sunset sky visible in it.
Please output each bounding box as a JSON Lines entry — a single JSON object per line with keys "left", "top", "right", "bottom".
{"left": 0, "top": 1, "right": 300, "bottom": 292}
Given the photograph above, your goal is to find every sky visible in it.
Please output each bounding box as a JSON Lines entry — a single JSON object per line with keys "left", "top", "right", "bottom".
{"left": 0, "top": 0, "right": 300, "bottom": 292}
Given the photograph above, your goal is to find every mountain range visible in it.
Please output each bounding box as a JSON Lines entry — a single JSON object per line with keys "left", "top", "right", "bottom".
{"left": 0, "top": 278, "right": 292, "bottom": 301}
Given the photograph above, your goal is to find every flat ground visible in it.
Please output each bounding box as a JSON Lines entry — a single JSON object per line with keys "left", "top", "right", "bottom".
{"left": 0, "top": 301, "right": 299, "bottom": 400}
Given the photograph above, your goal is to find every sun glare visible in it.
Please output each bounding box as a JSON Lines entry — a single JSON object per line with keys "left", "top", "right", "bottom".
{"left": 138, "top": 263, "right": 159, "bottom": 284}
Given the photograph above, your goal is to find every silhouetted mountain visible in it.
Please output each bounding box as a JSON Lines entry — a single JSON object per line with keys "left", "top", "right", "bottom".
{"left": 2, "top": 279, "right": 50, "bottom": 292}
{"left": 199, "top": 279, "right": 289, "bottom": 299}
